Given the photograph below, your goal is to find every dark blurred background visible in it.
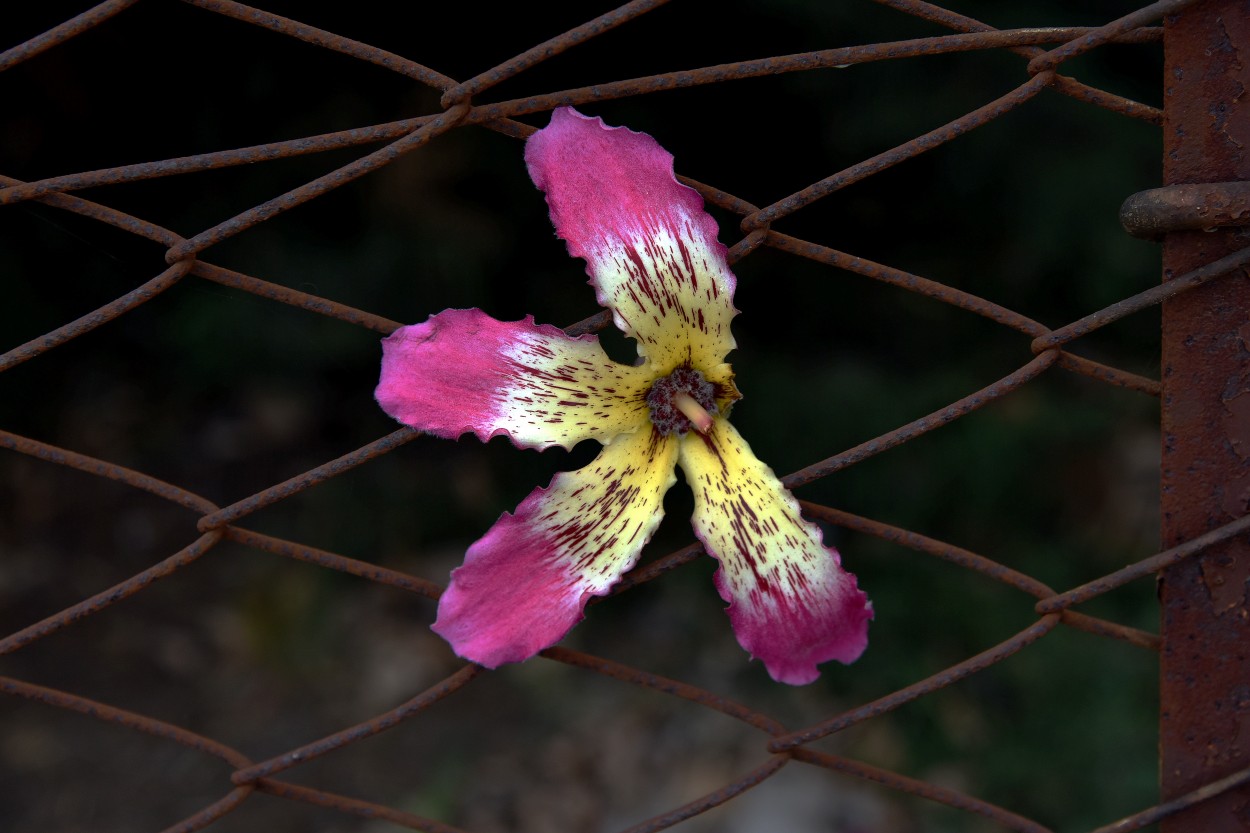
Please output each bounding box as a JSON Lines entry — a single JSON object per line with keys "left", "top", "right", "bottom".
{"left": 1, "top": 1, "right": 1163, "bottom": 831}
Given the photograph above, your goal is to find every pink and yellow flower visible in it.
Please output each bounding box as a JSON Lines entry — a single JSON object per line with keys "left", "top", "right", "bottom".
{"left": 376, "top": 107, "right": 872, "bottom": 684}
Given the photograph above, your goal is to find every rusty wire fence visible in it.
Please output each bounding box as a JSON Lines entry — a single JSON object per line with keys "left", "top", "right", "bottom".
{"left": 2, "top": 0, "right": 1249, "bottom": 831}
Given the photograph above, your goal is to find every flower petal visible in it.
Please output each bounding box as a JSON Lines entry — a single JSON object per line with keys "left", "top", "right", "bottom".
{"left": 376, "top": 308, "right": 653, "bottom": 450}
{"left": 433, "top": 427, "right": 680, "bottom": 667}
{"left": 678, "top": 419, "right": 872, "bottom": 685}
{"left": 525, "top": 107, "right": 738, "bottom": 378}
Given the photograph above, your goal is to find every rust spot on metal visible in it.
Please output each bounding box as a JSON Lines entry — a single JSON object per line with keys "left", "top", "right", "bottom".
{"left": 1223, "top": 390, "right": 1250, "bottom": 462}
{"left": 1198, "top": 551, "right": 1250, "bottom": 616}
{"left": 1121, "top": 181, "right": 1250, "bottom": 238}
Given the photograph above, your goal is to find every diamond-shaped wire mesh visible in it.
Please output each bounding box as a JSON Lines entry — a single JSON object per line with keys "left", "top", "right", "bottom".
{"left": 2, "top": 1, "right": 1247, "bottom": 831}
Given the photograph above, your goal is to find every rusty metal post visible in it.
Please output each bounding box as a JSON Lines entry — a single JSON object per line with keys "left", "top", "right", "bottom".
{"left": 1159, "top": 2, "right": 1250, "bottom": 829}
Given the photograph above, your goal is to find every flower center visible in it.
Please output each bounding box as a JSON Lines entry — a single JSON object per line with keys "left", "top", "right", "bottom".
{"left": 647, "top": 367, "right": 717, "bottom": 436}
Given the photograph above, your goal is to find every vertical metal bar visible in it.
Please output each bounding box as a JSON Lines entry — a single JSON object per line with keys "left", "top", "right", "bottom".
{"left": 1159, "top": 1, "right": 1250, "bottom": 829}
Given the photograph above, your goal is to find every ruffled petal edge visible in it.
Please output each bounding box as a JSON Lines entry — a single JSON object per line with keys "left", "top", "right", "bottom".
{"left": 679, "top": 419, "right": 873, "bottom": 685}
{"left": 432, "top": 427, "right": 680, "bottom": 667}
{"left": 376, "top": 308, "right": 652, "bottom": 451}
